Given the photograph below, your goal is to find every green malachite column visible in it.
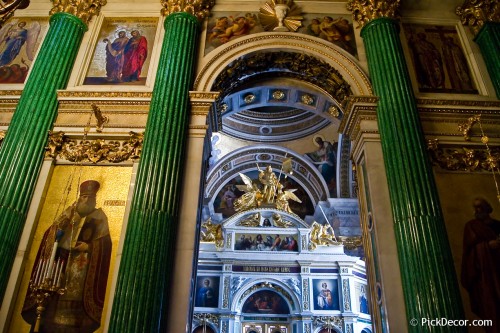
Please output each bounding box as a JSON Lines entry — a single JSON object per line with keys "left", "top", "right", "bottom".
{"left": 475, "top": 23, "right": 500, "bottom": 97}
{"left": 347, "top": 1, "right": 464, "bottom": 331}
{"left": 0, "top": 4, "right": 103, "bottom": 303}
{"left": 108, "top": 1, "right": 213, "bottom": 330}
{"left": 457, "top": 1, "right": 500, "bottom": 98}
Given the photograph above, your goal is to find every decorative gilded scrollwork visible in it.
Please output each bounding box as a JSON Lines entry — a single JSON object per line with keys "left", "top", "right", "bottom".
{"left": 0, "top": 130, "right": 5, "bottom": 146}
{"left": 313, "top": 316, "right": 344, "bottom": 332}
{"left": 91, "top": 104, "right": 109, "bottom": 133}
{"left": 458, "top": 114, "right": 481, "bottom": 141}
{"left": 0, "top": 0, "right": 30, "bottom": 28}
{"left": 45, "top": 131, "right": 143, "bottom": 163}
{"left": 456, "top": 0, "right": 500, "bottom": 36}
{"left": 50, "top": 0, "right": 107, "bottom": 25}
{"left": 160, "top": 0, "right": 215, "bottom": 21}
{"left": 427, "top": 139, "right": 499, "bottom": 172}
{"left": 346, "top": 0, "right": 401, "bottom": 29}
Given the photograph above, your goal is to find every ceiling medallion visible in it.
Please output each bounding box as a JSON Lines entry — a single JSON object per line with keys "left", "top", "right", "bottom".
{"left": 272, "top": 90, "right": 285, "bottom": 100}
{"left": 301, "top": 94, "right": 314, "bottom": 105}
{"left": 244, "top": 94, "right": 256, "bottom": 104}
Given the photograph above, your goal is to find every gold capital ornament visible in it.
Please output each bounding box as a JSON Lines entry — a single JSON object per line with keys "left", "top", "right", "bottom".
{"left": 456, "top": 0, "right": 500, "bottom": 36}
{"left": 160, "top": 0, "right": 215, "bottom": 21}
{"left": 346, "top": 0, "right": 401, "bottom": 29}
{"left": 50, "top": 0, "right": 107, "bottom": 25}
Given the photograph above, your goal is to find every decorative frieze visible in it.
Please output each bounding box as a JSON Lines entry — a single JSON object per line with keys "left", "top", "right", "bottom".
{"left": 428, "top": 139, "right": 499, "bottom": 172}
{"left": 45, "top": 131, "right": 143, "bottom": 164}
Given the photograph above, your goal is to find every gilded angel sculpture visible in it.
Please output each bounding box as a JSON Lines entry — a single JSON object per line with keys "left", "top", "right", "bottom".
{"left": 234, "top": 173, "right": 263, "bottom": 211}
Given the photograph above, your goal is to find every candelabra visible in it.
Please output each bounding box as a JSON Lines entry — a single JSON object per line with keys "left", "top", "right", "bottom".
{"left": 28, "top": 237, "right": 66, "bottom": 333}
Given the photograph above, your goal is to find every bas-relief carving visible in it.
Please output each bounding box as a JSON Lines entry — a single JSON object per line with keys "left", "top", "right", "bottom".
{"left": 0, "top": 17, "right": 48, "bottom": 84}
{"left": 347, "top": 0, "right": 400, "bottom": 28}
{"left": 45, "top": 131, "right": 143, "bottom": 164}
{"left": 204, "top": 12, "right": 358, "bottom": 57}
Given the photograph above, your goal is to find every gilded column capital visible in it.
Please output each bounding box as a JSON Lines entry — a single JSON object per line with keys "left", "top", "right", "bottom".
{"left": 50, "top": 0, "right": 107, "bottom": 25}
{"left": 346, "top": 0, "right": 401, "bottom": 29}
{"left": 456, "top": 0, "right": 500, "bottom": 36}
{"left": 160, "top": 0, "right": 215, "bottom": 22}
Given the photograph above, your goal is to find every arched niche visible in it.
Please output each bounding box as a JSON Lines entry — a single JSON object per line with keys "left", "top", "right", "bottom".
{"left": 232, "top": 280, "right": 300, "bottom": 314}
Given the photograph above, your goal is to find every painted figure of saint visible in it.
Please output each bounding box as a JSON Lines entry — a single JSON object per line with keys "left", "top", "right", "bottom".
{"left": 441, "top": 36, "right": 474, "bottom": 91}
{"left": 306, "top": 137, "right": 337, "bottom": 196}
{"left": 103, "top": 30, "right": 129, "bottom": 82}
{"left": 22, "top": 180, "right": 111, "bottom": 333}
{"left": 461, "top": 197, "right": 500, "bottom": 333}
{"left": 196, "top": 279, "right": 217, "bottom": 307}
{"left": 121, "top": 30, "right": 148, "bottom": 82}
{"left": 317, "top": 282, "right": 333, "bottom": 309}
{"left": 409, "top": 32, "right": 444, "bottom": 89}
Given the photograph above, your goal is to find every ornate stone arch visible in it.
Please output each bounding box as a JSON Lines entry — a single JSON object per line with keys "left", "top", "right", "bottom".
{"left": 232, "top": 279, "right": 301, "bottom": 314}
{"left": 194, "top": 32, "right": 372, "bottom": 96}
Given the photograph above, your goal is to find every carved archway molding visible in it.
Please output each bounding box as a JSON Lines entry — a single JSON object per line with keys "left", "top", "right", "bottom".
{"left": 194, "top": 32, "right": 372, "bottom": 97}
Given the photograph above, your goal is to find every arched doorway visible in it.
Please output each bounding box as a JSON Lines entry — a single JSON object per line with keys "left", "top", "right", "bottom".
{"left": 191, "top": 30, "right": 374, "bottom": 333}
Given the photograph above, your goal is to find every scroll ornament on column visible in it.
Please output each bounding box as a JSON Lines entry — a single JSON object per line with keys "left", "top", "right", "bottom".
{"left": 346, "top": 0, "right": 401, "bottom": 28}
{"left": 50, "top": 0, "right": 107, "bottom": 25}
{"left": 456, "top": 0, "right": 500, "bottom": 36}
{"left": 160, "top": 0, "right": 215, "bottom": 21}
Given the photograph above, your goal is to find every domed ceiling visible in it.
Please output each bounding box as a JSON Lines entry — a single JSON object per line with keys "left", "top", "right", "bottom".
{"left": 220, "top": 80, "right": 343, "bottom": 142}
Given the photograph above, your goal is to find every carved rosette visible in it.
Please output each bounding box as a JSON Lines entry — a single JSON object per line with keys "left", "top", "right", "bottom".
{"left": 346, "top": 0, "right": 401, "bottom": 29}
{"left": 456, "top": 0, "right": 500, "bottom": 36}
{"left": 50, "top": 0, "right": 107, "bottom": 25}
{"left": 160, "top": 0, "right": 215, "bottom": 21}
